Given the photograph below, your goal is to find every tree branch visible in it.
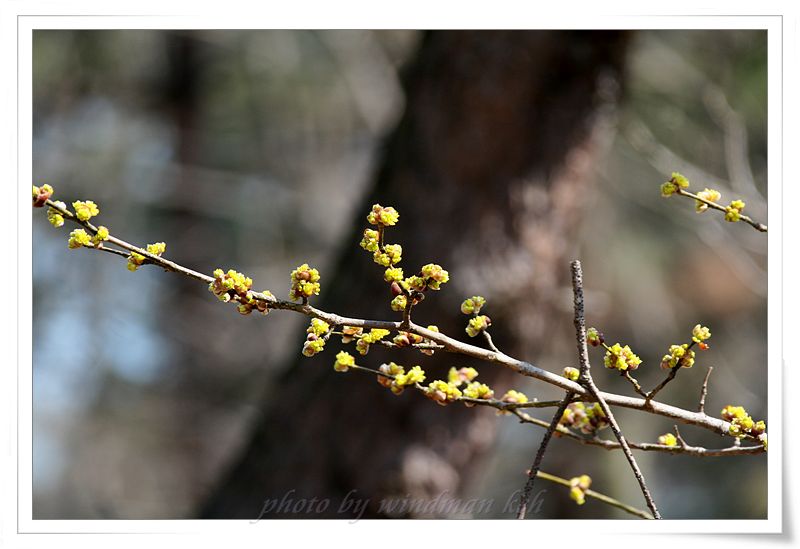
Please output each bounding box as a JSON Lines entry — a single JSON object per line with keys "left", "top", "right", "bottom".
{"left": 674, "top": 187, "right": 767, "bottom": 232}
{"left": 698, "top": 366, "right": 713, "bottom": 414}
{"left": 570, "top": 260, "right": 661, "bottom": 519}
{"left": 535, "top": 471, "right": 654, "bottom": 520}
{"left": 40, "top": 198, "right": 763, "bottom": 449}
{"left": 510, "top": 409, "right": 763, "bottom": 456}
{"left": 516, "top": 391, "right": 574, "bottom": 519}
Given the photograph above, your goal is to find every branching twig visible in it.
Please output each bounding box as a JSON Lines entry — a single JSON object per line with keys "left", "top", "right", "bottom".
{"left": 571, "top": 260, "right": 661, "bottom": 519}
{"left": 482, "top": 330, "right": 501, "bottom": 354}
{"left": 88, "top": 244, "right": 134, "bottom": 260}
{"left": 645, "top": 342, "right": 695, "bottom": 401}
{"left": 673, "top": 425, "right": 688, "bottom": 448}
{"left": 516, "top": 391, "right": 575, "bottom": 519}
{"left": 349, "top": 363, "right": 761, "bottom": 458}
{"left": 510, "top": 409, "right": 764, "bottom": 456}
{"left": 622, "top": 370, "right": 648, "bottom": 399}
{"left": 535, "top": 471, "right": 654, "bottom": 520}
{"left": 698, "top": 366, "right": 713, "bottom": 414}
{"left": 674, "top": 187, "right": 767, "bottom": 232}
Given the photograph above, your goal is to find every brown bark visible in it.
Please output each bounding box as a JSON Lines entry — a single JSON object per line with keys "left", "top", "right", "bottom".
{"left": 200, "top": 30, "right": 630, "bottom": 518}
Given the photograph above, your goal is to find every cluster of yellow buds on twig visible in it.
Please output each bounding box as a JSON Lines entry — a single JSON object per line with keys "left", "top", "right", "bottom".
{"left": 659, "top": 171, "right": 766, "bottom": 232}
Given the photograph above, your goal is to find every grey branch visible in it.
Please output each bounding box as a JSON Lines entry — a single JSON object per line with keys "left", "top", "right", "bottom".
{"left": 516, "top": 391, "right": 575, "bottom": 519}
{"left": 570, "top": 260, "right": 661, "bottom": 519}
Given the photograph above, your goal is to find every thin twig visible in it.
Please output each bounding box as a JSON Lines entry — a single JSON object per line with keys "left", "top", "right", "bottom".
{"left": 646, "top": 367, "right": 679, "bottom": 401}
{"left": 516, "top": 391, "right": 575, "bottom": 519}
{"left": 348, "top": 364, "right": 760, "bottom": 458}
{"left": 673, "top": 425, "right": 688, "bottom": 448}
{"left": 88, "top": 245, "right": 133, "bottom": 260}
{"left": 535, "top": 471, "right": 654, "bottom": 520}
{"left": 675, "top": 188, "right": 767, "bottom": 232}
{"left": 482, "top": 330, "right": 501, "bottom": 354}
{"left": 698, "top": 366, "right": 713, "bottom": 414}
{"left": 571, "top": 260, "right": 661, "bottom": 519}
{"left": 646, "top": 342, "right": 695, "bottom": 401}
{"left": 349, "top": 367, "right": 762, "bottom": 457}
{"left": 622, "top": 371, "right": 648, "bottom": 399}
{"left": 511, "top": 409, "right": 764, "bottom": 456}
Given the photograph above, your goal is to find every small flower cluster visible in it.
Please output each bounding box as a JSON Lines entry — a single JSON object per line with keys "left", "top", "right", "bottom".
{"left": 360, "top": 229, "right": 380, "bottom": 253}
{"left": 657, "top": 433, "right": 678, "bottom": 447}
{"left": 377, "top": 363, "right": 426, "bottom": 395}
{"left": 72, "top": 200, "right": 100, "bottom": 222}
{"left": 208, "top": 266, "right": 274, "bottom": 320}
{"left": 32, "top": 184, "right": 54, "bottom": 207}
{"left": 422, "top": 365, "right": 489, "bottom": 406}
{"left": 502, "top": 389, "right": 528, "bottom": 404}
{"left": 361, "top": 205, "right": 452, "bottom": 315}
{"left": 303, "top": 318, "right": 332, "bottom": 354}
{"left": 303, "top": 318, "right": 331, "bottom": 357}
{"left": 425, "top": 379, "right": 462, "bottom": 406}
{"left": 340, "top": 326, "right": 362, "bottom": 343}
{"left": 384, "top": 267, "right": 403, "bottom": 283}
{"left": 376, "top": 362, "right": 404, "bottom": 392}
{"left": 128, "top": 242, "right": 166, "bottom": 271}
{"left": 207, "top": 268, "right": 272, "bottom": 315}
{"left": 569, "top": 475, "right": 592, "bottom": 506}
{"left": 460, "top": 296, "right": 486, "bottom": 315}
{"left": 236, "top": 289, "right": 273, "bottom": 315}
{"left": 448, "top": 366, "right": 494, "bottom": 406}
{"left": 695, "top": 188, "right": 721, "bottom": 212}
{"left": 721, "top": 405, "right": 767, "bottom": 444}
{"left": 691, "top": 324, "right": 711, "bottom": 349}
{"left": 355, "top": 328, "right": 391, "bottom": 355}
{"left": 462, "top": 382, "right": 494, "bottom": 406}
{"left": 67, "top": 229, "right": 91, "bottom": 249}
{"left": 660, "top": 172, "right": 690, "bottom": 197}
{"left": 374, "top": 244, "right": 403, "bottom": 268}
{"left": 67, "top": 226, "right": 109, "bottom": 249}
{"left": 562, "top": 367, "right": 580, "bottom": 382}
{"left": 390, "top": 293, "right": 407, "bottom": 312}
{"left": 466, "top": 315, "right": 491, "bottom": 338}
{"left": 360, "top": 204, "right": 403, "bottom": 272}
{"left": 586, "top": 327, "right": 604, "bottom": 347}
{"left": 289, "top": 263, "right": 321, "bottom": 301}
{"left": 724, "top": 199, "right": 746, "bottom": 223}
{"left": 360, "top": 204, "right": 453, "bottom": 311}
{"left": 392, "top": 330, "right": 422, "bottom": 347}
{"left": 659, "top": 325, "right": 711, "bottom": 369}
{"left": 660, "top": 344, "right": 695, "bottom": 370}
{"left": 367, "top": 204, "right": 399, "bottom": 227}
{"left": 448, "top": 367, "right": 478, "bottom": 385}
{"left": 334, "top": 351, "right": 355, "bottom": 372}
{"left": 560, "top": 402, "right": 609, "bottom": 435}
{"left": 401, "top": 269, "right": 450, "bottom": 296}
{"left": 419, "top": 263, "right": 449, "bottom": 291}
{"left": 361, "top": 232, "right": 402, "bottom": 270}
{"left": 461, "top": 296, "right": 492, "bottom": 338}
{"left": 208, "top": 268, "right": 252, "bottom": 302}
{"left": 391, "top": 326, "right": 439, "bottom": 356}
{"left": 47, "top": 201, "right": 67, "bottom": 227}
{"left": 603, "top": 343, "right": 642, "bottom": 372}
{"left": 494, "top": 389, "right": 529, "bottom": 414}
{"left": 92, "top": 226, "right": 109, "bottom": 246}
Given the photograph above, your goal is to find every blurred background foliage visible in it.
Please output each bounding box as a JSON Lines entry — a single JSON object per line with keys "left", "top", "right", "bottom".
{"left": 32, "top": 29, "right": 766, "bottom": 519}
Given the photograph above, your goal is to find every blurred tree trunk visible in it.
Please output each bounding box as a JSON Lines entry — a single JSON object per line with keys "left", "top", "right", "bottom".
{"left": 201, "top": 30, "right": 629, "bottom": 518}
